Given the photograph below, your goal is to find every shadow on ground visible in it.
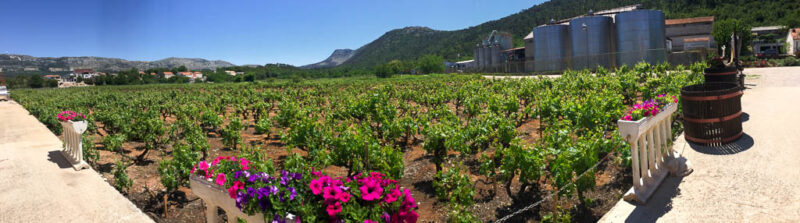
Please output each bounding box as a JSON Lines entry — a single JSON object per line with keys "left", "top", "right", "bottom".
{"left": 624, "top": 176, "right": 683, "bottom": 223}
{"left": 688, "top": 133, "right": 754, "bottom": 155}
{"left": 47, "top": 150, "right": 72, "bottom": 169}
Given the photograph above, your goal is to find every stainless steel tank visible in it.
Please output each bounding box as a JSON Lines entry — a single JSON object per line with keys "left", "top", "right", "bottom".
{"left": 473, "top": 47, "right": 480, "bottom": 70}
{"left": 481, "top": 47, "right": 489, "bottom": 68}
{"left": 570, "top": 16, "right": 614, "bottom": 70}
{"left": 490, "top": 45, "right": 502, "bottom": 69}
{"left": 615, "top": 10, "right": 666, "bottom": 67}
{"left": 534, "top": 24, "right": 570, "bottom": 72}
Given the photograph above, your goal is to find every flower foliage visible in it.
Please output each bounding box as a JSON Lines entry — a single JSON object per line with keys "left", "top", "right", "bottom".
{"left": 57, "top": 110, "right": 86, "bottom": 122}
{"left": 192, "top": 157, "right": 417, "bottom": 222}
{"left": 621, "top": 94, "right": 678, "bottom": 121}
{"left": 308, "top": 171, "right": 419, "bottom": 222}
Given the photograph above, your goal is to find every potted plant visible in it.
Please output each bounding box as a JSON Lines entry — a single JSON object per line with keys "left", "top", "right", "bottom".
{"left": 58, "top": 110, "right": 88, "bottom": 134}
{"left": 617, "top": 94, "right": 678, "bottom": 140}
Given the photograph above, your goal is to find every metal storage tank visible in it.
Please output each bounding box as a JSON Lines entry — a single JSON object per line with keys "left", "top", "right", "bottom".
{"left": 570, "top": 16, "right": 614, "bottom": 70}
{"left": 480, "top": 47, "right": 489, "bottom": 68}
{"left": 490, "top": 45, "right": 502, "bottom": 70}
{"left": 473, "top": 47, "right": 480, "bottom": 70}
{"left": 615, "top": 10, "right": 666, "bottom": 67}
{"left": 534, "top": 24, "right": 570, "bottom": 72}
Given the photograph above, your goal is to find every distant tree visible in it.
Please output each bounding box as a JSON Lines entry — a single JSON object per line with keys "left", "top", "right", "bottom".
{"left": 417, "top": 54, "right": 445, "bottom": 74}
{"left": 29, "top": 75, "right": 44, "bottom": 88}
{"left": 712, "top": 19, "right": 752, "bottom": 55}
{"left": 46, "top": 79, "right": 58, "bottom": 88}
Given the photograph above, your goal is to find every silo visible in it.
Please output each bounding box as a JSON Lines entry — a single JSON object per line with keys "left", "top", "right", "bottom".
{"left": 524, "top": 34, "right": 535, "bottom": 72}
{"left": 496, "top": 33, "right": 514, "bottom": 50}
{"left": 480, "top": 46, "right": 490, "bottom": 68}
{"left": 570, "top": 16, "right": 613, "bottom": 70}
{"left": 473, "top": 46, "right": 481, "bottom": 69}
{"left": 534, "top": 24, "right": 570, "bottom": 72}
{"left": 491, "top": 45, "right": 503, "bottom": 71}
{"left": 615, "top": 10, "right": 666, "bottom": 67}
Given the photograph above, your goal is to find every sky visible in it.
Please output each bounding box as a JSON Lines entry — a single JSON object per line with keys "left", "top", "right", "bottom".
{"left": 0, "top": 0, "right": 545, "bottom": 66}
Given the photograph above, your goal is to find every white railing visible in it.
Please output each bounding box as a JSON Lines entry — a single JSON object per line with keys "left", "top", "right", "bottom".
{"left": 60, "top": 120, "right": 90, "bottom": 170}
{"left": 190, "top": 175, "right": 267, "bottom": 223}
{"left": 617, "top": 103, "right": 691, "bottom": 203}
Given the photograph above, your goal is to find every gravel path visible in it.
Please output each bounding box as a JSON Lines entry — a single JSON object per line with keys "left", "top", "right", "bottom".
{"left": 601, "top": 66, "right": 800, "bottom": 222}
{"left": 0, "top": 101, "right": 153, "bottom": 223}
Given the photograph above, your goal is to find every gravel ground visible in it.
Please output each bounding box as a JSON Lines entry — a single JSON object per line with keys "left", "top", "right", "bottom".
{"left": 601, "top": 66, "right": 800, "bottom": 222}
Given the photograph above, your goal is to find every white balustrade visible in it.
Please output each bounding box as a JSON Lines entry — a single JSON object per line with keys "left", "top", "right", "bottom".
{"left": 617, "top": 103, "right": 691, "bottom": 203}
{"left": 59, "top": 120, "right": 90, "bottom": 170}
{"left": 190, "top": 175, "right": 267, "bottom": 223}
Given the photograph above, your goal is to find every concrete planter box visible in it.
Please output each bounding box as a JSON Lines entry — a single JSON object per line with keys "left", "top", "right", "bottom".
{"left": 59, "top": 120, "right": 89, "bottom": 170}
{"left": 190, "top": 175, "right": 267, "bottom": 223}
{"left": 617, "top": 103, "right": 691, "bottom": 203}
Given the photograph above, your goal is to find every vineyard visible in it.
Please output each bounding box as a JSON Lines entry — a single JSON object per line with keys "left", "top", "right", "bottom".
{"left": 12, "top": 62, "right": 705, "bottom": 222}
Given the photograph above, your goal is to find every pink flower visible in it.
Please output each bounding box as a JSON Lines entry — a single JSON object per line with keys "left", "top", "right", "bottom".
{"left": 401, "top": 189, "right": 417, "bottom": 210}
{"left": 364, "top": 220, "right": 378, "bottom": 223}
{"left": 384, "top": 187, "right": 401, "bottom": 204}
{"left": 323, "top": 186, "right": 343, "bottom": 202}
{"left": 309, "top": 179, "right": 324, "bottom": 195}
{"left": 336, "top": 191, "right": 351, "bottom": 203}
{"left": 326, "top": 201, "right": 342, "bottom": 217}
{"left": 190, "top": 165, "right": 196, "bottom": 174}
{"left": 198, "top": 161, "right": 209, "bottom": 171}
{"left": 211, "top": 157, "right": 221, "bottom": 166}
{"left": 215, "top": 173, "right": 226, "bottom": 186}
{"left": 239, "top": 158, "right": 250, "bottom": 170}
{"left": 228, "top": 181, "right": 243, "bottom": 198}
{"left": 359, "top": 179, "right": 383, "bottom": 201}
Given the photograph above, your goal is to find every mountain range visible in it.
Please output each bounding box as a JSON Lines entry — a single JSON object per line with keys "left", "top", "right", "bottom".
{"left": 0, "top": 54, "right": 234, "bottom": 75}
{"left": 305, "top": 0, "right": 800, "bottom": 68}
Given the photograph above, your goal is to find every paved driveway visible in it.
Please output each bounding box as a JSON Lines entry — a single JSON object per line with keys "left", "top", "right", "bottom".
{"left": 0, "top": 101, "right": 153, "bottom": 223}
{"left": 601, "top": 67, "right": 800, "bottom": 222}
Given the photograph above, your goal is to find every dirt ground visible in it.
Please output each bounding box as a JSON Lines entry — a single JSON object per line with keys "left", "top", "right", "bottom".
{"left": 80, "top": 112, "right": 633, "bottom": 222}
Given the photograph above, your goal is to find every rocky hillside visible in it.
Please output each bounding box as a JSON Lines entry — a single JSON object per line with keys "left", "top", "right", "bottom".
{"left": 302, "top": 49, "right": 356, "bottom": 69}
{"left": 0, "top": 54, "right": 234, "bottom": 75}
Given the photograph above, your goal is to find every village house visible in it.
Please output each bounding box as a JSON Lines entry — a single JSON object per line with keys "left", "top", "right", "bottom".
{"left": 163, "top": 71, "right": 175, "bottom": 79}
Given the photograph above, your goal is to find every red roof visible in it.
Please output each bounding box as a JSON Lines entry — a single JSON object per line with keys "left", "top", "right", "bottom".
{"left": 666, "top": 16, "right": 714, "bottom": 26}
{"left": 177, "top": 72, "right": 192, "bottom": 76}
{"left": 163, "top": 72, "right": 174, "bottom": 75}
{"left": 44, "top": 75, "right": 60, "bottom": 78}
{"left": 193, "top": 71, "right": 202, "bottom": 74}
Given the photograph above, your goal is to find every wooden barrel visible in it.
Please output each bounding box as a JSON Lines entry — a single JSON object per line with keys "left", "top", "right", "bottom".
{"left": 681, "top": 83, "right": 743, "bottom": 145}
{"left": 704, "top": 66, "right": 740, "bottom": 85}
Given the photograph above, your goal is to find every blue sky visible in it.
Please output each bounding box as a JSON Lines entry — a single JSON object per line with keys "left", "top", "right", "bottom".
{"left": 0, "top": 0, "right": 544, "bottom": 66}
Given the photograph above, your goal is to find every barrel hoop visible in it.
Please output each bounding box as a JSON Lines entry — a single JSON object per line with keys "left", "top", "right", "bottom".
{"left": 704, "top": 71, "right": 739, "bottom": 76}
{"left": 685, "top": 131, "right": 744, "bottom": 144}
{"left": 683, "top": 90, "right": 743, "bottom": 101}
{"left": 684, "top": 111, "right": 743, "bottom": 124}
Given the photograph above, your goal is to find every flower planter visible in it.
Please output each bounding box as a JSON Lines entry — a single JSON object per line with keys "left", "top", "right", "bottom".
{"left": 617, "top": 103, "right": 691, "bottom": 204}
{"left": 59, "top": 120, "right": 90, "bottom": 170}
{"left": 190, "top": 175, "right": 267, "bottom": 223}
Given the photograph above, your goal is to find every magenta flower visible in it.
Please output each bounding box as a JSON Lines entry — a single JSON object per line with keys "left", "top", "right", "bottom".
{"left": 384, "top": 187, "right": 401, "bottom": 204}
{"left": 323, "top": 186, "right": 343, "bottom": 202}
{"left": 228, "top": 181, "right": 243, "bottom": 198}
{"left": 364, "top": 220, "right": 378, "bottom": 223}
{"left": 309, "top": 179, "right": 324, "bottom": 195}
{"left": 359, "top": 179, "right": 383, "bottom": 201}
{"left": 198, "top": 161, "right": 209, "bottom": 171}
{"left": 239, "top": 158, "right": 250, "bottom": 170}
{"left": 215, "top": 173, "right": 227, "bottom": 186}
{"left": 326, "top": 201, "right": 342, "bottom": 217}
{"left": 336, "top": 191, "right": 351, "bottom": 203}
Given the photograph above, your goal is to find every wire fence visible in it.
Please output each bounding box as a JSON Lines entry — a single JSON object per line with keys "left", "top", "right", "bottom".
{"left": 494, "top": 142, "right": 622, "bottom": 223}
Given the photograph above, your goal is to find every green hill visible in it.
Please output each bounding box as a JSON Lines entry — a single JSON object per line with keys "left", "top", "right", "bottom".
{"left": 340, "top": 0, "right": 800, "bottom": 68}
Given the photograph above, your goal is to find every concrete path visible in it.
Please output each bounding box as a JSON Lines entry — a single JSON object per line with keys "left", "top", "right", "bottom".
{"left": 0, "top": 101, "right": 153, "bottom": 223}
{"left": 601, "top": 67, "right": 800, "bottom": 222}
